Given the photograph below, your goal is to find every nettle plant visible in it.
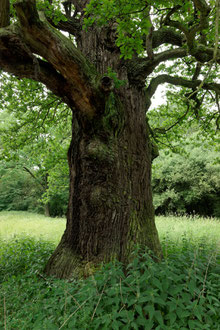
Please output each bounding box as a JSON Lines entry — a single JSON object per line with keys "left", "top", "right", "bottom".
{"left": 0, "top": 0, "right": 219, "bottom": 278}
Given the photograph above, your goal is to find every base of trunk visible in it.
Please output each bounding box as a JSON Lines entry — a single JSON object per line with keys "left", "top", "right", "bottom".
{"left": 44, "top": 229, "right": 162, "bottom": 279}
{"left": 44, "top": 240, "right": 82, "bottom": 279}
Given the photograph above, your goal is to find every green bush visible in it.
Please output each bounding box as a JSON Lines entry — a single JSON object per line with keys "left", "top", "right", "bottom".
{"left": 0, "top": 237, "right": 219, "bottom": 329}
{"left": 0, "top": 161, "right": 68, "bottom": 217}
{"left": 152, "top": 141, "right": 220, "bottom": 217}
{"left": 0, "top": 163, "right": 44, "bottom": 214}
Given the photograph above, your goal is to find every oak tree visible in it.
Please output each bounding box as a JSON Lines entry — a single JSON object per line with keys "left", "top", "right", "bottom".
{"left": 0, "top": 0, "right": 219, "bottom": 278}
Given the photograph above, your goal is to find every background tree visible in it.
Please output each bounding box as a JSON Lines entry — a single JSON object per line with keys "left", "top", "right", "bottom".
{"left": 0, "top": 0, "right": 219, "bottom": 278}
{"left": 148, "top": 88, "right": 220, "bottom": 217}
{"left": 0, "top": 160, "right": 43, "bottom": 212}
{"left": 152, "top": 132, "right": 220, "bottom": 217}
{"left": 0, "top": 75, "right": 71, "bottom": 216}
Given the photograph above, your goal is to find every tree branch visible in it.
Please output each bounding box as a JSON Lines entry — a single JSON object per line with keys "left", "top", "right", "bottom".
{"left": 163, "top": 5, "right": 188, "bottom": 35}
{"left": 146, "top": 74, "right": 220, "bottom": 99}
{"left": 163, "top": 1, "right": 211, "bottom": 50}
{"left": 152, "top": 28, "right": 184, "bottom": 48}
{"left": 192, "top": 0, "right": 211, "bottom": 14}
{"left": 0, "top": 26, "right": 75, "bottom": 107}
{"left": 129, "top": 48, "right": 187, "bottom": 84}
{"left": 23, "top": 166, "right": 45, "bottom": 188}
{"left": 186, "top": 0, "right": 211, "bottom": 49}
{"left": 12, "top": 0, "right": 100, "bottom": 117}
{"left": 71, "top": 0, "right": 89, "bottom": 13}
{"left": 48, "top": 16, "right": 80, "bottom": 35}
{"left": 0, "top": 0, "right": 10, "bottom": 27}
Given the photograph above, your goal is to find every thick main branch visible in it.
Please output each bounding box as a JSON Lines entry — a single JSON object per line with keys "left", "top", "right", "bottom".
{"left": 13, "top": 0, "right": 100, "bottom": 117}
{"left": 0, "top": 26, "right": 75, "bottom": 107}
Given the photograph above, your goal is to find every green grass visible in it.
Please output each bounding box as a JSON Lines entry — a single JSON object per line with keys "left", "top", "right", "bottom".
{"left": 0, "top": 211, "right": 65, "bottom": 244}
{"left": 0, "top": 211, "right": 219, "bottom": 329}
{"left": 1, "top": 211, "right": 219, "bottom": 247}
{"left": 156, "top": 215, "right": 220, "bottom": 248}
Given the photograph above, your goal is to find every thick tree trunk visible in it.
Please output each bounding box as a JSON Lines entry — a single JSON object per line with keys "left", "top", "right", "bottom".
{"left": 44, "top": 27, "right": 162, "bottom": 278}
{"left": 45, "top": 87, "right": 161, "bottom": 278}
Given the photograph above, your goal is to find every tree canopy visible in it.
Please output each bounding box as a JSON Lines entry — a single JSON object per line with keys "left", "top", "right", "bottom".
{"left": 1, "top": 0, "right": 219, "bottom": 196}
{"left": 0, "top": 0, "right": 219, "bottom": 139}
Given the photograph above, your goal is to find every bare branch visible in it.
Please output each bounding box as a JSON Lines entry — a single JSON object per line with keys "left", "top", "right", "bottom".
{"left": 63, "top": 1, "right": 72, "bottom": 18}
{"left": 192, "top": 0, "right": 211, "bottom": 14}
{"left": 153, "top": 103, "right": 191, "bottom": 134}
{"left": 147, "top": 74, "right": 220, "bottom": 99}
{"left": 145, "top": 8, "right": 154, "bottom": 60}
{"left": 47, "top": 16, "right": 80, "bottom": 36}
{"left": 71, "top": 0, "right": 89, "bottom": 12}
{"left": 23, "top": 166, "right": 45, "bottom": 188}
{"left": 163, "top": 1, "right": 211, "bottom": 50}
{"left": 0, "top": 26, "right": 75, "bottom": 106}
{"left": 192, "top": 63, "right": 202, "bottom": 81}
{"left": 163, "top": 5, "right": 188, "bottom": 34}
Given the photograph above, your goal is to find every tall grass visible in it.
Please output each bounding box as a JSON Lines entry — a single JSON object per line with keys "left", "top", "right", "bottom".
{"left": 0, "top": 211, "right": 65, "bottom": 244}
{"left": 0, "top": 211, "right": 219, "bottom": 329}
{"left": 1, "top": 211, "right": 219, "bottom": 247}
{"left": 156, "top": 215, "right": 220, "bottom": 248}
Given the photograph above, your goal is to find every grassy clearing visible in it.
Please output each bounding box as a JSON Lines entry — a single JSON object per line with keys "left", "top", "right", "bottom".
{"left": 0, "top": 211, "right": 219, "bottom": 329}
{"left": 0, "top": 211, "right": 65, "bottom": 244}
{"left": 156, "top": 215, "right": 220, "bottom": 248}
{"left": 1, "top": 211, "right": 219, "bottom": 247}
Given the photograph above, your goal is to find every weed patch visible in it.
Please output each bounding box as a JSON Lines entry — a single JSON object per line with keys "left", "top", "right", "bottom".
{"left": 0, "top": 235, "right": 219, "bottom": 329}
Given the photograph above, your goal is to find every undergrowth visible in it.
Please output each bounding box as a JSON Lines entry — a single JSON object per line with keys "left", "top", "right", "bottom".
{"left": 0, "top": 235, "right": 219, "bottom": 329}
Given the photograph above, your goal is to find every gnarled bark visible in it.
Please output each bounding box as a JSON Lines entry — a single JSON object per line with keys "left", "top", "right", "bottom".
{"left": 44, "top": 86, "right": 162, "bottom": 278}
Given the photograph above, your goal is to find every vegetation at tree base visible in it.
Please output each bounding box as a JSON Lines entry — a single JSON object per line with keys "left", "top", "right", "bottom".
{"left": 0, "top": 0, "right": 220, "bottom": 278}
{"left": 0, "top": 212, "right": 219, "bottom": 329}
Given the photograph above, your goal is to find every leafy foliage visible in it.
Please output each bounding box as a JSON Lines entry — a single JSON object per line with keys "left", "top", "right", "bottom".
{"left": 0, "top": 158, "right": 69, "bottom": 216}
{"left": 0, "top": 0, "right": 219, "bottom": 218}
{"left": 84, "top": 0, "right": 217, "bottom": 59}
{"left": 0, "top": 161, "right": 44, "bottom": 213}
{"left": 84, "top": 0, "right": 152, "bottom": 59}
{"left": 148, "top": 86, "right": 220, "bottom": 150}
{"left": 0, "top": 74, "right": 71, "bottom": 216}
{"left": 0, "top": 232, "right": 219, "bottom": 329}
{"left": 152, "top": 132, "right": 220, "bottom": 217}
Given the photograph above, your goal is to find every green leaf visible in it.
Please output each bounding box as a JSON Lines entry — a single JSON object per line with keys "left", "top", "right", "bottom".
{"left": 154, "top": 310, "right": 164, "bottom": 326}
{"left": 144, "top": 304, "right": 155, "bottom": 320}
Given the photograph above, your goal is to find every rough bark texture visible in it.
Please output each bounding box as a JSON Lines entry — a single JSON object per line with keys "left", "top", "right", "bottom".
{"left": 44, "top": 26, "right": 162, "bottom": 278}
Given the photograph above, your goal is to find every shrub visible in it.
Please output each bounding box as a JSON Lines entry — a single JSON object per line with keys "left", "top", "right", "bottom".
{"left": 152, "top": 141, "right": 220, "bottom": 217}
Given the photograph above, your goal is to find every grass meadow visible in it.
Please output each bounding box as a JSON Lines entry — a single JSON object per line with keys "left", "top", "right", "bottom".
{"left": 0, "top": 211, "right": 219, "bottom": 329}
